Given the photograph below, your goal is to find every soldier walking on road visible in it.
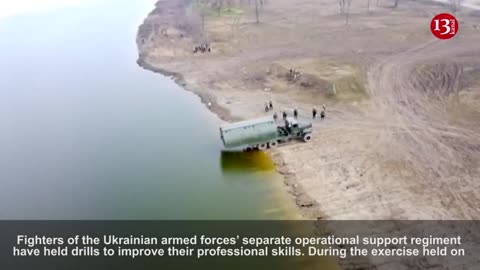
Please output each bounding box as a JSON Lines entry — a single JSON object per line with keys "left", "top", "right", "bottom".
{"left": 273, "top": 112, "right": 278, "bottom": 121}
{"left": 282, "top": 111, "right": 287, "bottom": 120}
{"left": 320, "top": 110, "right": 325, "bottom": 120}
{"left": 269, "top": 100, "right": 273, "bottom": 111}
{"left": 264, "top": 102, "right": 269, "bottom": 112}
{"left": 293, "top": 108, "right": 298, "bottom": 119}
{"left": 312, "top": 107, "right": 317, "bottom": 119}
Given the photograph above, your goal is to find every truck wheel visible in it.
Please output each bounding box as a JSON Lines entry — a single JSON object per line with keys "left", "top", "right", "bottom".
{"left": 258, "top": 143, "right": 268, "bottom": 150}
{"left": 268, "top": 141, "right": 278, "bottom": 148}
{"left": 303, "top": 133, "right": 312, "bottom": 142}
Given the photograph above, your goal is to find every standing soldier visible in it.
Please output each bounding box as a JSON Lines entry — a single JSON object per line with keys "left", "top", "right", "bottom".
{"left": 264, "top": 103, "right": 269, "bottom": 112}
{"left": 273, "top": 112, "right": 278, "bottom": 121}
{"left": 269, "top": 100, "right": 273, "bottom": 111}
{"left": 293, "top": 108, "right": 298, "bottom": 119}
{"left": 320, "top": 109, "right": 325, "bottom": 120}
{"left": 312, "top": 107, "right": 317, "bottom": 119}
{"left": 282, "top": 111, "right": 287, "bottom": 120}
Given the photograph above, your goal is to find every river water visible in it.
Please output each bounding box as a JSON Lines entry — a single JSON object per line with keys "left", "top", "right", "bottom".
{"left": 0, "top": 0, "right": 299, "bottom": 219}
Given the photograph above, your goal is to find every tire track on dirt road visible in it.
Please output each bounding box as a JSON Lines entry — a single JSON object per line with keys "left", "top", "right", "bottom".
{"left": 366, "top": 38, "right": 480, "bottom": 218}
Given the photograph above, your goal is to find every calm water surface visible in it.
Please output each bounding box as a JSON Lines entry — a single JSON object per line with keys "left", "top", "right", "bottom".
{"left": 0, "top": 0, "right": 299, "bottom": 219}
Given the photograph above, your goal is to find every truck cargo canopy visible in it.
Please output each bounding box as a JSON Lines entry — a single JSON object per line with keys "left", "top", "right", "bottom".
{"left": 220, "top": 117, "right": 278, "bottom": 149}
{"left": 221, "top": 117, "right": 275, "bottom": 130}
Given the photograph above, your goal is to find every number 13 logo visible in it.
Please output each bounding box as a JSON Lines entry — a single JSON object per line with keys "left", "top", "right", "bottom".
{"left": 431, "top": 13, "right": 458, "bottom": 40}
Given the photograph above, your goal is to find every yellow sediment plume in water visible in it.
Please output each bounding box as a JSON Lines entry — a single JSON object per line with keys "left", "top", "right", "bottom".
{"left": 221, "top": 151, "right": 340, "bottom": 269}
{"left": 220, "top": 150, "right": 275, "bottom": 173}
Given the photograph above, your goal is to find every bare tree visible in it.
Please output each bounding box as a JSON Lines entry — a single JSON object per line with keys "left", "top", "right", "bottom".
{"left": 224, "top": 0, "right": 232, "bottom": 10}
{"left": 451, "top": 0, "right": 462, "bottom": 12}
{"left": 201, "top": 9, "right": 206, "bottom": 31}
{"left": 198, "top": 0, "right": 208, "bottom": 32}
{"left": 255, "top": 0, "right": 260, "bottom": 23}
{"left": 345, "top": 0, "right": 353, "bottom": 24}
{"left": 393, "top": 0, "right": 400, "bottom": 8}
{"left": 227, "top": 11, "right": 242, "bottom": 37}
{"left": 339, "top": 0, "right": 345, "bottom": 14}
{"left": 216, "top": 0, "right": 224, "bottom": 16}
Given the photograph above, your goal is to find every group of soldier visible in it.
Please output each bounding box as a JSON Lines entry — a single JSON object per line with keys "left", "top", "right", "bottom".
{"left": 288, "top": 69, "right": 302, "bottom": 80}
{"left": 312, "top": 104, "right": 326, "bottom": 119}
{"left": 193, "top": 44, "right": 211, "bottom": 54}
{"left": 266, "top": 101, "right": 326, "bottom": 121}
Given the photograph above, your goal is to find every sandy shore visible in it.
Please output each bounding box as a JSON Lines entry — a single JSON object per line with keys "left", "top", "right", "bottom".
{"left": 136, "top": 0, "right": 480, "bottom": 220}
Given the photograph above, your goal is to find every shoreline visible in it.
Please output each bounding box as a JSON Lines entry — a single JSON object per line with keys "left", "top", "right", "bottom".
{"left": 136, "top": 56, "right": 323, "bottom": 220}
{"left": 136, "top": 57, "right": 238, "bottom": 122}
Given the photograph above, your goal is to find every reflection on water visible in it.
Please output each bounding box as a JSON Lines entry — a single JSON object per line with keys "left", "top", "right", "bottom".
{"left": 220, "top": 151, "right": 275, "bottom": 173}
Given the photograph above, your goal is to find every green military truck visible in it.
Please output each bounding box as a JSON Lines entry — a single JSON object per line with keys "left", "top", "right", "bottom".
{"left": 219, "top": 117, "right": 313, "bottom": 151}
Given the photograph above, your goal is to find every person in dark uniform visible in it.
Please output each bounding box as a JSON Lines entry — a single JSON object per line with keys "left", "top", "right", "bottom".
{"left": 273, "top": 112, "right": 278, "bottom": 121}
{"left": 264, "top": 103, "right": 269, "bottom": 112}
{"left": 269, "top": 100, "right": 273, "bottom": 110}
{"left": 293, "top": 108, "right": 298, "bottom": 119}
{"left": 320, "top": 110, "right": 325, "bottom": 120}
{"left": 282, "top": 111, "right": 287, "bottom": 120}
{"left": 312, "top": 107, "right": 317, "bottom": 119}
